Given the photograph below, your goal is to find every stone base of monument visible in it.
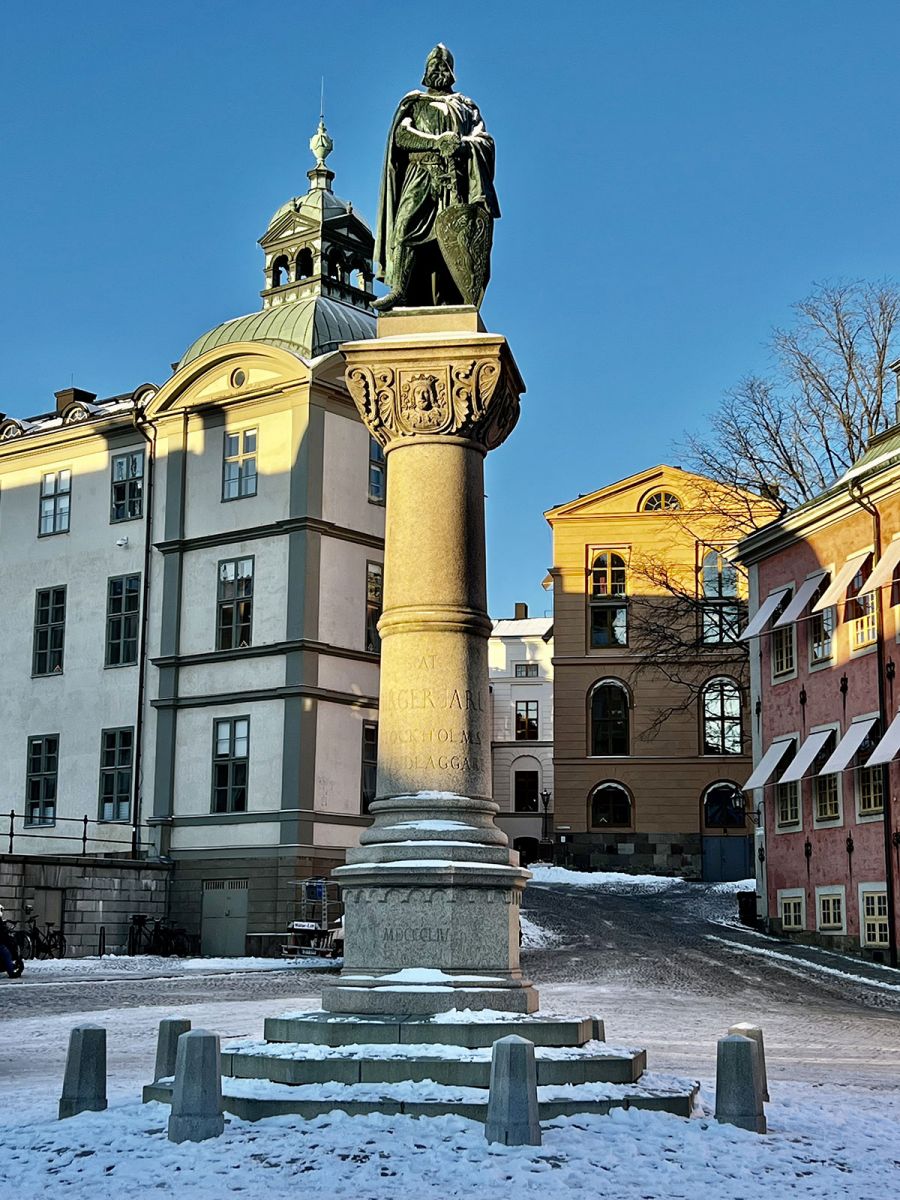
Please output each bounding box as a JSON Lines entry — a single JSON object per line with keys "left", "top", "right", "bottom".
{"left": 143, "top": 1011, "right": 699, "bottom": 1122}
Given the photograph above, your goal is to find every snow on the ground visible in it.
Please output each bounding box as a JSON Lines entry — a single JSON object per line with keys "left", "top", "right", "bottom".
{"left": 708, "top": 878, "right": 756, "bottom": 894}
{"left": 20, "top": 954, "right": 337, "bottom": 979}
{"left": 4, "top": 1085, "right": 900, "bottom": 1199}
{"left": 708, "top": 934, "right": 900, "bottom": 992}
{"left": 520, "top": 913, "right": 563, "bottom": 948}
{"left": 528, "top": 865, "right": 685, "bottom": 891}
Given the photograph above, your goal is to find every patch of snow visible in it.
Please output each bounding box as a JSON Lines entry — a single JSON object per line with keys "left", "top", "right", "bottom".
{"left": 708, "top": 878, "right": 757, "bottom": 894}
{"left": 528, "top": 865, "right": 683, "bottom": 891}
{"left": 384, "top": 819, "right": 471, "bottom": 831}
{"left": 18, "top": 954, "right": 335, "bottom": 980}
{"left": 520, "top": 914, "right": 563, "bottom": 948}
{"left": 341, "top": 968, "right": 506, "bottom": 984}
{"left": 225, "top": 1038, "right": 638, "bottom": 1064}
{"left": 707, "top": 935, "right": 900, "bottom": 992}
{"left": 6, "top": 1090, "right": 900, "bottom": 1199}
{"left": 340, "top": 859, "right": 519, "bottom": 870}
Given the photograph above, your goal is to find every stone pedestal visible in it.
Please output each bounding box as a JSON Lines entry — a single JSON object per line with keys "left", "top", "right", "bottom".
{"left": 323, "top": 306, "right": 535, "bottom": 1015}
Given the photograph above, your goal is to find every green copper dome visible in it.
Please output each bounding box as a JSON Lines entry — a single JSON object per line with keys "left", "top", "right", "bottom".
{"left": 179, "top": 295, "right": 375, "bottom": 367}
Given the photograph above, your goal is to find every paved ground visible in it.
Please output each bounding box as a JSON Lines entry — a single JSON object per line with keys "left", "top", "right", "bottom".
{"left": 2, "top": 880, "right": 899, "bottom": 1111}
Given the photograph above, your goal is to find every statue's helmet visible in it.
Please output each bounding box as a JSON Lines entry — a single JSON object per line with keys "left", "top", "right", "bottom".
{"left": 422, "top": 43, "right": 455, "bottom": 89}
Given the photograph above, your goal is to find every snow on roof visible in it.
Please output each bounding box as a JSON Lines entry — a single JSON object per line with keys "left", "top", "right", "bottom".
{"left": 491, "top": 617, "right": 553, "bottom": 638}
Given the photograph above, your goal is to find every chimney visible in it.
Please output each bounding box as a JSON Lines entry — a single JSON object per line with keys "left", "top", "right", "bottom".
{"left": 54, "top": 387, "right": 97, "bottom": 415}
{"left": 514, "top": 602, "right": 528, "bottom": 620}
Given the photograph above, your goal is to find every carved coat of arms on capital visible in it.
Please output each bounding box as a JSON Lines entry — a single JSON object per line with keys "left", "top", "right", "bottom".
{"left": 345, "top": 352, "right": 520, "bottom": 450}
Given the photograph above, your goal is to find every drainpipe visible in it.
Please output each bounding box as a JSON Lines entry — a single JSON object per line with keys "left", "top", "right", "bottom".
{"left": 131, "top": 405, "right": 157, "bottom": 859}
{"left": 848, "top": 478, "right": 898, "bottom": 968}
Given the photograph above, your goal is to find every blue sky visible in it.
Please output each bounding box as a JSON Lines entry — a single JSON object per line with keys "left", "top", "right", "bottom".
{"left": 2, "top": 1, "right": 898, "bottom": 618}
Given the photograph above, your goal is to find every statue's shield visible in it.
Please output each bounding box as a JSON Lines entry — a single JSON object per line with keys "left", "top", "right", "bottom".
{"left": 435, "top": 202, "right": 493, "bottom": 308}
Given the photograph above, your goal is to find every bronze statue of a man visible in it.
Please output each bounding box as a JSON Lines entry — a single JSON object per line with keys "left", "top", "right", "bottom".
{"left": 373, "top": 45, "right": 500, "bottom": 312}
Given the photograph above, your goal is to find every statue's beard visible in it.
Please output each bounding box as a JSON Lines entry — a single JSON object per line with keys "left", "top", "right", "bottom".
{"left": 423, "top": 65, "right": 454, "bottom": 91}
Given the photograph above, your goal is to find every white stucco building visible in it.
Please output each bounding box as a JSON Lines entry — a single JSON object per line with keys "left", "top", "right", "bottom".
{"left": 488, "top": 604, "right": 554, "bottom": 862}
{"left": 0, "top": 127, "right": 386, "bottom": 954}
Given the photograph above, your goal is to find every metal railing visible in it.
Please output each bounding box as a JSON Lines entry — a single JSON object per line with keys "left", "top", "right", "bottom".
{"left": 5, "top": 810, "right": 156, "bottom": 858}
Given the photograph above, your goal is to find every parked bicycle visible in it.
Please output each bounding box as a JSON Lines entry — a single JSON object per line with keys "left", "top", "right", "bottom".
{"left": 19, "top": 916, "right": 66, "bottom": 960}
{"left": 127, "top": 914, "right": 191, "bottom": 957}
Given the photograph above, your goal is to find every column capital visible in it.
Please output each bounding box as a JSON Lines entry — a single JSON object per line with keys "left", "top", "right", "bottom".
{"left": 342, "top": 320, "right": 524, "bottom": 452}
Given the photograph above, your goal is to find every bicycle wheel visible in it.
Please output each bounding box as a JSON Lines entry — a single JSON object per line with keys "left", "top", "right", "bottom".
{"left": 18, "top": 933, "right": 34, "bottom": 961}
{"left": 51, "top": 932, "right": 66, "bottom": 959}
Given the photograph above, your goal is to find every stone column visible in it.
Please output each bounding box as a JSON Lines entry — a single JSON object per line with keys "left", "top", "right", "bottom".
{"left": 322, "top": 306, "right": 536, "bottom": 1015}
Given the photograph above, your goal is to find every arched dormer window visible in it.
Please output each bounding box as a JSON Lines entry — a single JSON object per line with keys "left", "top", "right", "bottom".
{"left": 701, "top": 677, "right": 743, "bottom": 755}
{"left": 703, "top": 781, "right": 746, "bottom": 828}
{"left": 271, "top": 255, "right": 291, "bottom": 288}
{"left": 701, "top": 548, "right": 742, "bottom": 644}
{"left": 295, "top": 248, "right": 314, "bottom": 280}
{"left": 641, "top": 490, "right": 681, "bottom": 512}
{"left": 589, "top": 680, "right": 630, "bottom": 756}
{"left": 589, "top": 551, "right": 627, "bottom": 648}
{"left": 589, "top": 781, "right": 633, "bottom": 829}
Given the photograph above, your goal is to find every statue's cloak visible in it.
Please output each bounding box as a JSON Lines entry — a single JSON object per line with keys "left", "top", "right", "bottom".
{"left": 374, "top": 90, "right": 500, "bottom": 284}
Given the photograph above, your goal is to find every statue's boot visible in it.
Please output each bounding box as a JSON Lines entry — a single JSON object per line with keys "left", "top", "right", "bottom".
{"left": 373, "top": 246, "right": 414, "bottom": 312}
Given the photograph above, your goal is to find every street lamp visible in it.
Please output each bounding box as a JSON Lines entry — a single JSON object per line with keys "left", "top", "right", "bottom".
{"left": 539, "top": 788, "right": 552, "bottom": 847}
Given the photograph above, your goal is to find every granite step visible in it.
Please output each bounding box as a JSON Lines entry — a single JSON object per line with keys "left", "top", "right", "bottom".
{"left": 219, "top": 1038, "right": 646, "bottom": 1088}
{"left": 263, "top": 1010, "right": 603, "bottom": 1049}
{"left": 144, "top": 1072, "right": 699, "bottom": 1122}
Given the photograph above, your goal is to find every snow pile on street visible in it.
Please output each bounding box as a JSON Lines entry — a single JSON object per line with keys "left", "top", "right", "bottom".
{"left": 520, "top": 914, "right": 563, "bottom": 948}
{"left": 528, "top": 865, "right": 683, "bottom": 892}
{"left": 22, "top": 954, "right": 336, "bottom": 979}
{"left": 4, "top": 1086, "right": 900, "bottom": 1199}
{"left": 709, "top": 879, "right": 756, "bottom": 894}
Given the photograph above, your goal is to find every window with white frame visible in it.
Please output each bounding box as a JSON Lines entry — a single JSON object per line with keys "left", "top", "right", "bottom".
{"left": 771, "top": 623, "right": 795, "bottom": 679}
{"left": 812, "top": 734, "right": 840, "bottom": 823}
{"left": 808, "top": 606, "right": 835, "bottom": 666}
{"left": 776, "top": 779, "right": 799, "bottom": 828}
{"left": 817, "top": 890, "right": 845, "bottom": 932}
{"left": 39, "top": 470, "right": 71, "bottom": 535}
{"left": 846, "top": 566, "right": 876, "bottom": 650}
{"left": 855, "top": 721, "right": 884, "bottom": 818}
{"left": 779, "top": 892, "right": 805, "bottom": 930}
{"left": 860, "top": 888, "right": 889, "bottom": 947}
{"left": 222, "top": 429, "right": 258, "bottom": 501}
{"left": 514, "top": 662, "right": 539, "bottom": 678}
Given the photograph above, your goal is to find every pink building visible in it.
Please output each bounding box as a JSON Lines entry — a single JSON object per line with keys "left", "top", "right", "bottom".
{"left": 736, "top": 418, "right": 900, "bottom": 965}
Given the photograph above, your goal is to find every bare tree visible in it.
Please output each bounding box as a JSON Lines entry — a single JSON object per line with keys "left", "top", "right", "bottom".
{"left": 683, "top": 279, "right": 900, "bottom": 509}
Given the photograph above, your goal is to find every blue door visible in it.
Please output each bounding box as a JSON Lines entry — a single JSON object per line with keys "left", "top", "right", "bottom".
{"left": 702, "top": 836, "right": 752, "bottom": 882}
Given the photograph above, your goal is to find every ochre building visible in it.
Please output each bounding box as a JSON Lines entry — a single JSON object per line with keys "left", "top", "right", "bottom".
{"left": 546, "top": 465, "right": 776, "bottom": 880}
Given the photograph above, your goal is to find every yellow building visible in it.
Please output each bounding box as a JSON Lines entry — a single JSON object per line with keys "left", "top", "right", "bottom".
{"left": 545, "top": 465, "right": 776, "bottom": 880}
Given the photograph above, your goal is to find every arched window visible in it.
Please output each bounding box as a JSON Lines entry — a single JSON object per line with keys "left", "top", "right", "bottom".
{"left": 702, "top": 678, "right": 743, "bottom": 755}
{"left": 327, "top": 251, "right": 344, "bottom": 280}
{"left": 589, "top": 782, "right": 632, "bottom": 828}
{"left": 589, "top": 551, "right": 627, "bottom": 648}
{"left": 590, "top": 681, "right": 629, "bottom": 755}
{"left": 295, "top": 248, "right": 314, "bottom": 280}
{"left": 642, "top": 491, "right": 681, "bottom": 512}
{"left": 703, "top": 781, "right": 746, "bottom": 828}
{"left": 701, "top": 549, "right": 742, "bottom": 644}
{"left": 271, "top": 255, "right": 290, "bottom": 288}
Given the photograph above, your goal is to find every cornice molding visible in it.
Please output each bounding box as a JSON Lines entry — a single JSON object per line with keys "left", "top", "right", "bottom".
{"left": 154, "top": 515, "right": 384, "bottom": 555}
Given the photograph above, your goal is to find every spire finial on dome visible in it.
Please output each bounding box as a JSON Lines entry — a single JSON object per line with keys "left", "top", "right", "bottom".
{"left": 310, "top": 116, "right": 333, "bottom": 170}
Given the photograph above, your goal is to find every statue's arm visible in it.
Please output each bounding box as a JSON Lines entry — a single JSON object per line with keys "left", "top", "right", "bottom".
{"left": 461, "top": 104, "right": 494, "bottom": 150}
{"left": 395, "top": 117, "right": 459, "bottom": 155}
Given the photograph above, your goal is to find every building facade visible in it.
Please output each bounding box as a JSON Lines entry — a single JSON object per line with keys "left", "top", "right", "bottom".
{"left": 0, "top": 127, "right": 386, "bottom": 954}
{"left": 488, "top": 604, "right": 554, "bottom": 861}
{"left": 546, "top": 465, "right": 776, "bottom": 880}
{"left": 736, "top": 407, "right": 900, "bottom": 964}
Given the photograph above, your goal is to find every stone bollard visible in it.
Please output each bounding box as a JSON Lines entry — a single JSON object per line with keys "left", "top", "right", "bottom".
{"left": 485, "top": 1035, "right": 542, "bottom": 1146}
{"left": 590, "top": 1016, "right": 606, "bottom": 1043}
{"left": 154, "top": 1017, "right": 192, "bottom": 1081}
{"left": 715, "top": 1034, "right": 766, "bottom": 1134}
{"left": 59, "top": 1024, "right": 108, "bottom": 1119}
{"left": 728, "top": 1023, "right": 769, "bottom": 1102}
{"left": 167, "top": 1030, "right": 224, "bottom": 1144}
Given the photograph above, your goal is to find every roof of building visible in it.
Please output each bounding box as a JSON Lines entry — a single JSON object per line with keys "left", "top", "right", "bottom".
{"left": 0, "top": 388, "right": 155, "bottom": 445}
{"left": 179, "top": 295, "right": 376, "bottom": 367}
{"left": 491, "top": 618, "right": 553, "bottom": 639}
{"left": 266, "top": 185, "right": 370, "bottom": 235}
